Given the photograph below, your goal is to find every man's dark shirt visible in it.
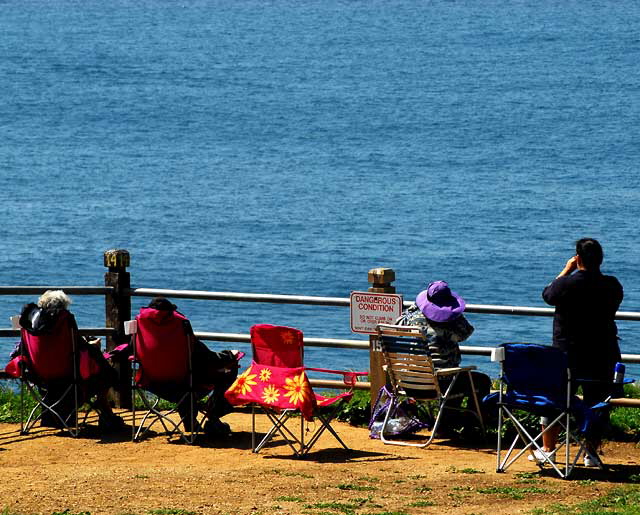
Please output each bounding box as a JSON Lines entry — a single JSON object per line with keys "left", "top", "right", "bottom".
{"left": 542, "top": 269, "right": 623, "bottom": 379}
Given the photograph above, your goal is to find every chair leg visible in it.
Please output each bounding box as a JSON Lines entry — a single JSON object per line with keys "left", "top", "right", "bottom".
{"left": 301, "top": 405, "right": 350, "bottom": 455}
{"left": 465, "top": 371, "right": 486, "bottom": 437}
{"left": 253, "top": 408, "right": 302, "bottom": 455}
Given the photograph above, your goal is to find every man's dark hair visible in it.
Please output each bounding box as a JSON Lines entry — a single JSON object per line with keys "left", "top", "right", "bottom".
{"left": 148, "top": 296, "right": 177, "bottom": 311}
{"left": 576, "top": 238, "right": 603, "bottom": 270}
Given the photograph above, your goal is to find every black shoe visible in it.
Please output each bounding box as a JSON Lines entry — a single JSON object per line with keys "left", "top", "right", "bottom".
{"left": 204, "top": 418, "right": 231, "bottom": 437}
{"left": 99, "top": 414, "right": 126, "bottom": 432}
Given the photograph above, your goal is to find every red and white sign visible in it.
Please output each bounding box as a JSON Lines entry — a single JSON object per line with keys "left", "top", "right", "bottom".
{"left": 350, "top": 291, "right": 404, "bottom": 335}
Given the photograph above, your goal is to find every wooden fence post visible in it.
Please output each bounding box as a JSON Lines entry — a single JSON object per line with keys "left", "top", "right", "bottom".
{"left": 104, "top": 249, "right": 132, "bottom": 408}
{"left": 368, "top": 267, "right": 396, "bottom": 411}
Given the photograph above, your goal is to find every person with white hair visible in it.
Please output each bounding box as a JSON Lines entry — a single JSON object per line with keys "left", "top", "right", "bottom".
{"left": 17, "top": 290, "right": 125, "bottom": 432}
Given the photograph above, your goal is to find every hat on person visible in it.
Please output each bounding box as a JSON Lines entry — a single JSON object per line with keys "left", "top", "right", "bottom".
{"left": 415, "top": 280, "right": 466, "bottom": 322}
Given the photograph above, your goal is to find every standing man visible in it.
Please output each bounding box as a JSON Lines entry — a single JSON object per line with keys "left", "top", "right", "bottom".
{"left": 538, "top": 238, "right": 623, "bottom": 465}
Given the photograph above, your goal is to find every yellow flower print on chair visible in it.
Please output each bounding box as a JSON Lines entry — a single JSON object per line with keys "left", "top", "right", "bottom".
{"left": 261, "top": 384, "right": 281, "bottom": 404}
{"left": 259, "top": 368, "right": 272, "bottom": 382}
{"left": 283, "top": 372, "right": 312, "bottom": 407}
{"left": 229, "top": 368, "right": 258, "bottom": 396}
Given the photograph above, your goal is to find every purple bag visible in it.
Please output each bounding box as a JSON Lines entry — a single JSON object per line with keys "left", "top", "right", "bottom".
{"left": 369, "top": 385, "right": 430, "bottom": 439}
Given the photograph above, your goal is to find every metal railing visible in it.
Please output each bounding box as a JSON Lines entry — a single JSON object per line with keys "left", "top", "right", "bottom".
{"left": 2, "top": 285, "right": 640, "bottom": 400}
{"left": 1, "top": 285, "right": 639, "bottom": 364}
{"left": 128, "top": 288, "right": 640, "bottom": 364}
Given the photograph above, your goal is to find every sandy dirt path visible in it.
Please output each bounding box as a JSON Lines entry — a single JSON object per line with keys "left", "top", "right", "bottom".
{"left": 1, "top": 411, "right": 639, "bottom": 515}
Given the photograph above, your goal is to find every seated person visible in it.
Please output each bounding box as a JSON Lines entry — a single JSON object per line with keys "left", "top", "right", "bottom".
{"left": 130, "top": 297, "right": 240, "bottom": 437}
{"left": 13, "top": 290, "right": 124, "bottom": 432}
{"left": 395, "top": 280, "right": 491, "bottom": 424}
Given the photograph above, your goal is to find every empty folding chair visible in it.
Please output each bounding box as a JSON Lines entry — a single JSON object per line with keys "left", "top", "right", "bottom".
{"left": 376, "top": 324, "right": 485, "bottom": 447}
{"left": 225, "top": 324, "right": 368, "bottom": 456}
{"left": 490, "top": 343, "right": 611, "bottom": 478}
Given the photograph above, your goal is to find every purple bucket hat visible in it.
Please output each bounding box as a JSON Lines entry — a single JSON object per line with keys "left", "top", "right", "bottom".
{"left": 415, "top": 280, "right": 466, "bottom": 323}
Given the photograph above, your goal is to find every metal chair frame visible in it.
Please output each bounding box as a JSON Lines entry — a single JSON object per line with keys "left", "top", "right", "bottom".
{"left": 247, "top": 324, "right": 366, "bottom": 456}
{"left": 376, "top": 324, "right": 485, "bottom": 448}
{"left": 492, "top": 343, "right": 605, "bottom": 479}
{"left": 126, "top": 319, "right": 204, "bottom": 444}
{"left": 18, "top": 318, "right": 88, "bottom": 437}
{"left": 251, "top": 370, "right": 358, "bottom": 456}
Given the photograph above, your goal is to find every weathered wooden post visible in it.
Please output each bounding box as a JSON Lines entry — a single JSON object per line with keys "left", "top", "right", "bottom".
{"left": 368, "top": 267, "right": 396, "bottom": 410}
{"left": 104, "top": 249, "right": 132, "bottom": 408}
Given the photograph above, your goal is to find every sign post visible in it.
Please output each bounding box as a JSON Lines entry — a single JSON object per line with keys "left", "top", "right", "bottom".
{"left": 359, "top": 268, "right": 401, "bottom": 411}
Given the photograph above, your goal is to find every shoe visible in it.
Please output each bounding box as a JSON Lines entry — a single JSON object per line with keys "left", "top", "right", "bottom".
{"left": 204, "top": 418, "right": 231, "bottom": 437}
{"left": 584, "top": 454, "right": 600, "bottom": 467}
{"left": 99, "top": 414, "right": 126, "bottom": 432}
{"left": 527, "top": 448, "right": 556, "bottom": 463}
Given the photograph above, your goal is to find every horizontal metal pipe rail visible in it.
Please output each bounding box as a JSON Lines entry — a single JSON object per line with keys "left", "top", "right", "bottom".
{"left": 128, "top": 287, "right": 640, "bottom": 321}
{"left": 127, "top": 287, "right": 350, "bottom": 306}
{"left": 0, "top": 286, "right": 113, "bottom": 295}
{"left": 0, "top": 328, "right": 116, "bottom": 338}
{"left": 131, "top": 288, "right": 640, "bottom": 364}
{"left": 0, "top": 287, "right": 639, "bottom": 364}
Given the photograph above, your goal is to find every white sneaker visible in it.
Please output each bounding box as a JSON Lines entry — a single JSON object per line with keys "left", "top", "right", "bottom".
{"left": 583, "top": 454, "right": 599, "bottom": 467}
{"left": 527, "top": 448, "right": 556, "bottom": 463}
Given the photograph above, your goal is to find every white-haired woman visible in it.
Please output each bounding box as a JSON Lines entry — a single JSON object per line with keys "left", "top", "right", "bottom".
{"left": 18, "top": 290, "right": 125, "bottom": 432}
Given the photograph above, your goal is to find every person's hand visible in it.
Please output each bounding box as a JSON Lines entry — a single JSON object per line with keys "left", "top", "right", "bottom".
{"left": 557, "top": 256, "right": 578, "bottom": 278}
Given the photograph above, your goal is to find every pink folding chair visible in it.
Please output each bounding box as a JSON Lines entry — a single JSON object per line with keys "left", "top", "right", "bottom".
{"left": 127, "top": 307, "right": 211, "bottom": 443}
{"left": 226, "top": 324, "right": 368, "bottom": 456}
{"left": 18, "top": 311, "right": 84, "bottom": 436}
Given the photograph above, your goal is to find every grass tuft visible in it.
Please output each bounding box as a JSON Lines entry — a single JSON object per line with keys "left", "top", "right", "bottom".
{"left": 336, "top": 483, "right": 377, "bottom": 492}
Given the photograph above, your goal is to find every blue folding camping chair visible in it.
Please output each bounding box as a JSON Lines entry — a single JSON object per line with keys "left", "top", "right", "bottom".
{"left": 489, "top": 343, "right": 612, "bottom": 479}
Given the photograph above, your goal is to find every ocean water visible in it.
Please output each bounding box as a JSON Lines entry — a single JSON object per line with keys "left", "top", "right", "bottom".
{"left": 1, "top": 0, "right": 640, "bottom": 378}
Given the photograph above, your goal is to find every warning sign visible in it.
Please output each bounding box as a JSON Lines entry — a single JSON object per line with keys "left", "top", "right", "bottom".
{"left": 350, "top": 291, "right": 404, "bottom": 335}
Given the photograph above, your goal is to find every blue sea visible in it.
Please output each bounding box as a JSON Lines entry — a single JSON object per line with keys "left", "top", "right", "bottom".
{"left": 1, "top": 0, "right": 639, "bottom": 379}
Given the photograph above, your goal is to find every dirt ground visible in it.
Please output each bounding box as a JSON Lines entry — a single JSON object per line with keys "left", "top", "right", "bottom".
{"left": 1, "top": 410, "right": 639, "bottom": 515}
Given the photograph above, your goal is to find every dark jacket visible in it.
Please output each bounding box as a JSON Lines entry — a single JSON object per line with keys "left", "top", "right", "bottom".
{"left": 542, "top": 269, "right": 623, "bottom": 379}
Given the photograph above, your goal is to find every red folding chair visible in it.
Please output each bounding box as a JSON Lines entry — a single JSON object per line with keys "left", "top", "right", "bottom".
{"left": 18, "top": 311, "right": 85, "bottom": 436}
{"left": 225, "top": 324, "right": 368, "bottom": 456}
{"left": 127, "top": 307, "right": 212, "bottom": 443}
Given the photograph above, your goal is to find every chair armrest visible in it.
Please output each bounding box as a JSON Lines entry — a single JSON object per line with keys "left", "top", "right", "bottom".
{"left": 574, "top": 377, "right": 635, "bottom": 385}
{"left": 436, "top": 366, "right": 476, "bottom": 377}
{"left": 124, "top": 320, "right": 137, "bottom": 335}
{"left": 9, "top": 315, "right": 21, "bottom": 330}
{"left": 490, "top": 347, "right": 505, "bottom": 362}
{"left": 305, "top": 367, "right": 368, "bottom": 387}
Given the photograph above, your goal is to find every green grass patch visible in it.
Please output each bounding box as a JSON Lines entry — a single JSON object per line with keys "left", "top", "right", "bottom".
{"left": 0, "top": 381, "right": 34, "bottom": 423}
{"left": 304, "top": 500, "right": 367, "bottom": 514}
{"left": 336, "top": 483, "right": 377, "bottom": 492}
{"left": 477, "top": 486, "right": 551, "bottom": 500}
{"left": 529, "top": 485, "right": 640, "bottom": 514}
{"left": 452, "top": 485, "right": 474, "bottom": 491}
{"left": 270, "top": 469, "right": 314, "bottom": 479}
{"left": 515, "top": 471, "right": 545, "bottom": 484}
{"left": 414, "top": 486, "right": 432, "bottom": 493}
{"left": 334, "top": 389, "right": 371, "bottom": 427}
{"left": 408, "top": 500, "right": 435, "bottom": 507}
{"left": 447, "top": 465, "right": 485, "bottom": 474}
{"left": 276, "top": 496, "right": 305, "bottom": 502}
